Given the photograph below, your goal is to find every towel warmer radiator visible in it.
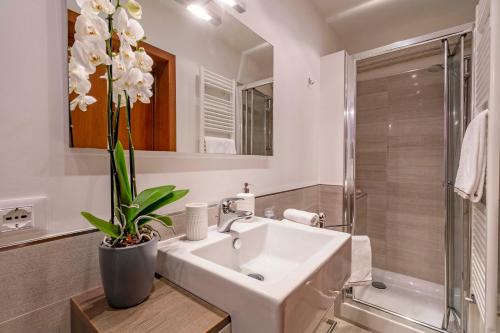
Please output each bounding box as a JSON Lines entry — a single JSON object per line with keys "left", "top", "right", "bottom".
{"left": 199, "top": 66, "right": 236, "bottom": 153}
{"left": 469, "top": 0, "right": 499, "bottom": 332}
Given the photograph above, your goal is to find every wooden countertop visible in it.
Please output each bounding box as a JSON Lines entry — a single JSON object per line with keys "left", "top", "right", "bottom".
{"left": 71, "top": 277, "right": 230, "bottom": 333}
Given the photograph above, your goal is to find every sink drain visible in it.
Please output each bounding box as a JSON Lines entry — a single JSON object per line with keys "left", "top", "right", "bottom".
{"left": 372, "top": 281, "right": 387, "bottom": 289}
{"left": 248, "top": 273, "right": 265, "bottom": 281}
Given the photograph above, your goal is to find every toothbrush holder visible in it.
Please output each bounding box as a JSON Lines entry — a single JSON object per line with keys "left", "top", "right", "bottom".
{"left": 185, "top": 203, "right": 208, "bottom": 241}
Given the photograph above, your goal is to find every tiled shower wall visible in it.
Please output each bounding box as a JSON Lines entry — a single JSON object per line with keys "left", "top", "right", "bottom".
{"left": 0, "top": 184, "right": 343, "bottom": 332}
{"left": 356, "top": 68, "right": 445, "bottom": 284}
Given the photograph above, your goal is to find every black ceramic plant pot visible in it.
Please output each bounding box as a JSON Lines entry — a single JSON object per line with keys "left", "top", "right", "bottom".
{"left": 99, "top": 235, "right": 158, "bottom": 308}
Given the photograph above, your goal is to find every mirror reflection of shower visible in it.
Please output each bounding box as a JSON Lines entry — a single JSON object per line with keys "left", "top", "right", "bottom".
{"left": 239, "top": 80, "right": 273, "bottom": 156}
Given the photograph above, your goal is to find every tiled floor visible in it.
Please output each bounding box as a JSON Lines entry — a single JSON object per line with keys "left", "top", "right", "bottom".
{"left": 315, "top": 318, "right": 371, "bottom": 333}
{"left": 335, "top": 319, "right": 372, "bottom": 333}
{"left": 353, "top": 268, "right": 444, "bottom": 328}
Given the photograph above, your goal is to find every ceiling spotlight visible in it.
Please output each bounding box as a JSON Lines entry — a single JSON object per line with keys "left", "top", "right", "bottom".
{"left": 187, "top": 4, "right": 212, "bottom": 21}
{"left": 220, "top": 0, "right": 246, "bottom": 13}
{"left": 411, "top": 74, "right": 417, "bottom": 79}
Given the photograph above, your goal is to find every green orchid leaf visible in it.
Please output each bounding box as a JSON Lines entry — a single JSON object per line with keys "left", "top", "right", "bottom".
{"left": 114, "top": 141, "right": 132, "bottom": 206}
{"left": 81, "top": 211, "right": 121, "bottom": 239}
{"left": 137, "top": 189, "right": 189, "bottom": 217}
{"left": 138, "top": 213, "right": 173, "bottom": 228}
{"left": 129, "top": 185, "right": 175, "bottom": 220}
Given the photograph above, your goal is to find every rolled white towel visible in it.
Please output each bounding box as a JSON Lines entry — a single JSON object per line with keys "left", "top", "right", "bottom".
{"left": 454, "top": 109, "right": 488, "bottom": 202}
{"left": 204, "top": 136, "right": 236, "bottom": 154}
{"left": 347, "top": 236, "right": 372, "bottom": 286}
{"left": 283, "top": 209, "right": 319, "bottom": 226}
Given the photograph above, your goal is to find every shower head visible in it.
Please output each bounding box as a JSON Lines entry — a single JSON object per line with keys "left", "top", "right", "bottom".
{"left": 427, "top": 64, "right": 444, "bottom": 73}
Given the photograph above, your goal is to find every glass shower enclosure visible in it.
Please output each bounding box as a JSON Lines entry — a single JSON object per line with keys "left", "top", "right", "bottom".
{"left": 346, "top": 30, "right": 472, "bottom": 332}
{"left": 239, "top": 82, "right": 273, "bottom": 156}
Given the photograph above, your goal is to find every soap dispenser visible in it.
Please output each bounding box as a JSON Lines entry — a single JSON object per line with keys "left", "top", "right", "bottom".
{"left": 236, "top": 183, "right": 255, "bottom": 215}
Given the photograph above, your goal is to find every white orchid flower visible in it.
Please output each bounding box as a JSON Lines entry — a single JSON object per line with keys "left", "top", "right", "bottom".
{"left": 125, "top": 68, "right": 154, "bottom": 104}
{"left": 124, "top": 20, "right": 145, "bottom": 46}
{"left": 110, "top": 59, "right": 128, "bottom": 105}
{"left": 115, "top": 7, "right": 129, "bottom": 32}
{"left": 69, "top": 60, "right": 91, "bottom": 95}
{"left": 119, "top": 38, "right": 136, "bottom": 69}
{"left": 69, "top": 74, "right": 90, "bottom": 95}
{"left": 70, "top": 94, "right": 97, "bottom": 111}
{"left": 74, "top": 13, "right": 110, "bottom": 42}
{"left": 71, "top": 78, "right": 91, "bottom": 95}
{"left": 122, "top": 67, "right": 141, "bottom": 90}
{"left": 71, "top": 39, "right": 111, "bottom": 73}
{"left": 111, "top": 55, "right": 128, "bottom": 80}
{"left": 114, "top": 8, "right": 144, "bottom": 47}
{"left": 130, "top": 85, "right": 153, "bottom": 104}
{"left": 134, "top": 47, "right": 153, "bottom": 72}
{"left": 76, "top": 0, "right": 115, "bottom": 16}
{"left": 123, "top": 0, "right": 142, "bottom": 19}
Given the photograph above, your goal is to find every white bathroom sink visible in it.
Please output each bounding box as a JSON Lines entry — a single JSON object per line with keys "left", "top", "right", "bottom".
{"left": 157, "top": 217, "right": 351, "bottom": 333}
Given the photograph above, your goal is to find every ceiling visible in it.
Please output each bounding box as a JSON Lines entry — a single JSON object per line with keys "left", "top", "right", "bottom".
{"left": 310, "top": 0, "right": 477, "bottom": 54}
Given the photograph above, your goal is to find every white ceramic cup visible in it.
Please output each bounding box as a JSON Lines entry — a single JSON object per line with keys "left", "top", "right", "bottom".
{"left": 185, "top": 203, "right": 208, "bottom": 241}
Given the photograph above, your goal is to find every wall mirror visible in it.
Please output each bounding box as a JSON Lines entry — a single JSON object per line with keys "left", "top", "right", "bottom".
{"left": 67, "top": 0, "right": 274, "bottom": 156}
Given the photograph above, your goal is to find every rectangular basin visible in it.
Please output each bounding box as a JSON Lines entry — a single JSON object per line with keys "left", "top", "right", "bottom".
{"left": 157, "top": 217, "right": 351, "bottom": 333}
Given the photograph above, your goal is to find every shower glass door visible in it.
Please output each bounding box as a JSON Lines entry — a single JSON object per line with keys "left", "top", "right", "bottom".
{"left": 444, "top": 34, "right": 470, "bottom": 332}
{"left": 352, "top": 39, "right": 447, "bottom": 330}
{"left": 241, "top": 83, "right": 273, "bottom": 156}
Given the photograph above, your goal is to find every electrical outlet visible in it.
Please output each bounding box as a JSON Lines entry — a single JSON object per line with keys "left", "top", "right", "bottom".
{"left": 0, "top": 197, "right": 47, "bottom": 233}
{"left": 1, "top": 206, "right": 33, "bottom": 231}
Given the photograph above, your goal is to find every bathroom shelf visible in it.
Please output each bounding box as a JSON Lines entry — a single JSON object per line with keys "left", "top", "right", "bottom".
{"left": 70, "top": 276, "right": 230, "bottom": 333}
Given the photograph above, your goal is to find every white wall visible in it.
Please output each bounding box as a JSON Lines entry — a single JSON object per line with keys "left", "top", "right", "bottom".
{"left": 0, "top": 0, "right": 342, "bottom": 236}
{"left": 317, "top": 0, "right": 476, "bottom": 54}
{"left": 319, "top": 51, "right": 345, "bottom": 185}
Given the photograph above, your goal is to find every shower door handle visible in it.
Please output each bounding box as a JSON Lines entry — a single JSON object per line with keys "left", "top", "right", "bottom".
{"left": 465, "top": 294, "right": 476, "bottom": 304}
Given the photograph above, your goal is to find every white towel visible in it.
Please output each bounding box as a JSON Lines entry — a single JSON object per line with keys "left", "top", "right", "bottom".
{"left": 204, "top": 136, "right": 236, "bottom": 154}
{"left": 283, "top": 209, "right": 319, "bottom": 226}
{"left": 454, "top": 110, "right": 488, "bottom": 203}
{"left": 347, "top": 236, "right": 372, "bottom": 286}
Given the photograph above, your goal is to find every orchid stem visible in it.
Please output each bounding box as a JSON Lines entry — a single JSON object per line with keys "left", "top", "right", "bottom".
{"left": 68, "top": 109, "right": 74, "bottom": 148}
{"left": 113, "top": 98, "right": 121, "bottom": 146}
{"left": 125, "top": 95, "right": 137, "bottom": 198}
{"left": 106, "top": 13, "right": 116, "bottom": 224}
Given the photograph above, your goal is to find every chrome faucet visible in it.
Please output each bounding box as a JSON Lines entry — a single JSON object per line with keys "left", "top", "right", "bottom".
{"left": 217, "top": 197, "right": 253, "bottom": 233}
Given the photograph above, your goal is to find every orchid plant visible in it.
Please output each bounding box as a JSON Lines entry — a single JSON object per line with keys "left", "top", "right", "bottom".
{"left": 69, "top": 0, "right": 188, "bottom": 247}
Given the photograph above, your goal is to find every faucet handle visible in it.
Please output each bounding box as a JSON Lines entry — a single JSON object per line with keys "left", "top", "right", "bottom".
{"left": 239, "top": 210, "right": 253, "bottom": 218}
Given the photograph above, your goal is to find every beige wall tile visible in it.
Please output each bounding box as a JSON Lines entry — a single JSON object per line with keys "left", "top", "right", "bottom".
{"left": 0, "top": 299, "right": 70, "bottom": 333}
{"left": 357, "top": 77, "right": 388, "bottom": 95}
{"left": 355, "top": 67, "right": 445, "bottom": 283}
{"left": 356, "top": 107, "right": 389, "bottom": 124}
{"left": 318, "top": 185, "right": 343, "bottom": 227}
{"left": 354, "top": 194, "right": 368, "bottom": 235}
{"left": 0, "top": 232, "right": 102, "bottom": 324}
{"left": 357, "top": 92, "right": 389, "bottom": 111}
